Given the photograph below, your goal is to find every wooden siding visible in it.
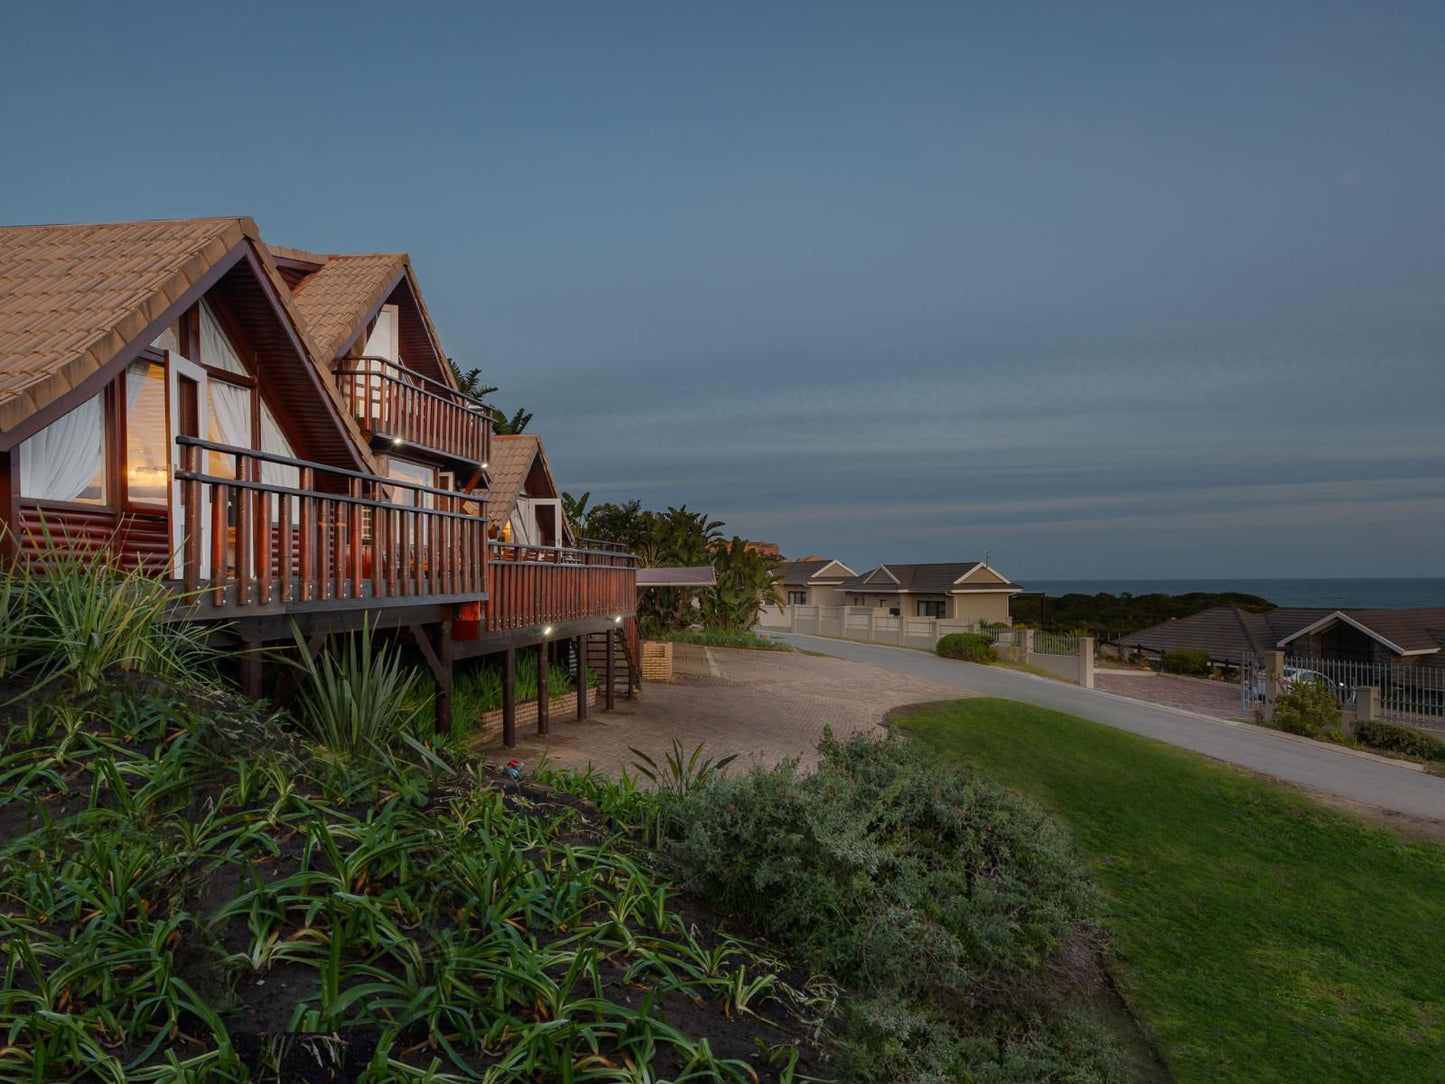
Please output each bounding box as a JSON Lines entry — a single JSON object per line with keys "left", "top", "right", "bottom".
{"left": 17, "top": 503, "right": 169, "bottom": 573}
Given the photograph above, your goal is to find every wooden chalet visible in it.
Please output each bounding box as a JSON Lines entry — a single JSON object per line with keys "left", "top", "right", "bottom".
{"left": 0, "top": 217, "right": 638, "bottom": 744}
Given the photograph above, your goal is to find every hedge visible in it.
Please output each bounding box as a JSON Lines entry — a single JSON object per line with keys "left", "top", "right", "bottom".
{"left": 1355, "top": 719, "right": 1445, "bottom": 762}
{"left": 936, "top": 632, "right": 999, "bottom": 663}
{"left": 1161, "top": 649, "right": 1212, "bottom": 676}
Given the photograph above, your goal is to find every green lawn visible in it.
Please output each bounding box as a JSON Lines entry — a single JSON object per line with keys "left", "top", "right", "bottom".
{"left": 897, "top": 698, "right": 1445, "bottom": 1084}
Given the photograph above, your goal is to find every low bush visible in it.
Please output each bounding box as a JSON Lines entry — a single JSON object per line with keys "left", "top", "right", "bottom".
{"left": 660, "top": 627, "right": 794, "bottom": 651}
{"left": 936, "top": 632, "right": 999, "bottom": 663}
{"left": 1355, "top": 719, "right": 1445, "bottom": 762}
{"left": 291, "top": 618, "right": 425, "bottom": 757}
{"left": 662, "top": 730, "right": 1121, "bottom": 1080}
{"left": 1273, "top": 679, "right": 1342, "bottom": 738}
{"left": 1161, "top": 649, "right": 1212, "bottom": 676}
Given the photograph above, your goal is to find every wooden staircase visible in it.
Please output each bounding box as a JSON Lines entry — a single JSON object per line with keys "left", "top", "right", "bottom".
{"left": 583, "top": 618, "right": 640, "bottom": 704}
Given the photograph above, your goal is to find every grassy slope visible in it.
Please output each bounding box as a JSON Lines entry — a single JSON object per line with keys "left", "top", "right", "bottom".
{"left": 897, "top": 698, "right": 1445, "bottom": 1084}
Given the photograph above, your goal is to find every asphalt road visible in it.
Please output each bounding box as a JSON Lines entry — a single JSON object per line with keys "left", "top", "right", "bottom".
{"left": 768, "top": 631, "right": 1445, "bottom": 823}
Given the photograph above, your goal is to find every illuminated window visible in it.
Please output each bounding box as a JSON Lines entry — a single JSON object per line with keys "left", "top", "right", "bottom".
{"left": 125, "top": 360, "right": 168, "bottom": 506}
{"left": 18, "top": 392, "right": 107, "bottom": 504}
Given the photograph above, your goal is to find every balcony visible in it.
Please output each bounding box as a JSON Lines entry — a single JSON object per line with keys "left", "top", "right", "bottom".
{"left": 174, "top": 437, "right": 488, "bottom": 614}
{"left": 336, "top": 356, "right": 493, "bottom": 468}
{"left": 486, "top": 539, "right": 637, "bottom": 632}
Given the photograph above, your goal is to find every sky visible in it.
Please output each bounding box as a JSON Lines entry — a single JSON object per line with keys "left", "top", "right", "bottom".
{"left": 4, "top": 2, "right": 1443, "bottom": 578}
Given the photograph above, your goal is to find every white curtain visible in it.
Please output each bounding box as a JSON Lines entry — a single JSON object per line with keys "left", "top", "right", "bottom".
{"left": 207, "top": 382, "right": 253, "bottom": 477}
{"left": 18, "top": 392, "right": 106, "bottom": 503}
{"left": 259, "top": 402, "right": 299, "bottom": 490}
{"left": 200, "top": 301, "right": 248, "bottom": 375}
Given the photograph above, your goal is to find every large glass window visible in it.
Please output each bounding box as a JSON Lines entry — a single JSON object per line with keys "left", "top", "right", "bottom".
{"left": 18, "top": 392, "right": 107, "bottom": 504}
{"left": 386, "top": 457, "right": 435, "bottom": 507}
{"left": 124, "top": 360, "right": 168, "bottom": 506}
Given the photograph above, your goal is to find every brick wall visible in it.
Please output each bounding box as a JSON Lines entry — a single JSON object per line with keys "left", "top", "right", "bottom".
{"left": 473, "top": 686, "right": 599, "bottom": 744}
{"left": 641, "top": 640, "right": 673, "bottom": 681}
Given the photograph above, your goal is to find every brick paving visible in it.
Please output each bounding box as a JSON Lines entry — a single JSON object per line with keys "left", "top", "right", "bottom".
{"left": 477, "top": 643, "right": 972, "bottom": 777}
{"left": 1094, "top": 670, "right": 1244, "bottom": 720}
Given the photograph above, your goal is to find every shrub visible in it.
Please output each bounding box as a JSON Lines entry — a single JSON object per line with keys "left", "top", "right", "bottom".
{"left": 23, "top": 544, "right": 216, "bottom": 692}
{"left": 1273, "top": 678, "right": 1341, "bottom": 738}
{"left": 291, "top": 618, "right": 424, "bottom": 756}
{"left": 667, "top": 731, "right": 1116, "bottom": 1079}
{"left": 670, "top": 730, "right": 1095, "bottom": 1001}
{"left": 1355, "top": 720, "right": 1445, "bottom": 762}
{"left": 936, "top": 632, "right": 999, "bottom": 663}
{"left": 1161, "top": 649, "right": 1212, "bottom": 676}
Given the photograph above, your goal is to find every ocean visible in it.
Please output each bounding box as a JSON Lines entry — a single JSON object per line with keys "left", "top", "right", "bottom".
{"left": 1023, "top": 579, "right": 1445, "bottom": 610}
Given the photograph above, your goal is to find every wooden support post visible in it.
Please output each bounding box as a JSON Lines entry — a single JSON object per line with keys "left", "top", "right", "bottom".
{"left": 436, "top": 620, "right": 453, "bottom": 735}
{"left": 238, "top": 637, "right": 262, "bottom": 701}
{"left": 537, "top": 642, "right": 549, "bottom": 736}
{"left": 502, "top": 648, "right": 517, "bottom": 748}
{"left": 576, "top": 636, "right": 588, "bottom": 720}
{"left": 605, "top": 628, "right": 616, "bottom": 711}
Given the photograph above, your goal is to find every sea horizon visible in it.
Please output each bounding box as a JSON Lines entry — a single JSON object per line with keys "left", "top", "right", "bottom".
{"left": 1020, "top": 577, "right": 1445, "bottom": 610}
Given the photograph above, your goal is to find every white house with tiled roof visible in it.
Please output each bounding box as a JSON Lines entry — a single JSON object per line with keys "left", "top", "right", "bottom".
{"left": 837, "top": 561, "right": 1023, "bottom": 623}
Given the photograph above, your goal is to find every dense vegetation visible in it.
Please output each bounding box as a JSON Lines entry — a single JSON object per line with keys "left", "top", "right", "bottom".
{"left": 563, "top": 495, "right": 783, "bottom": 632}
{"left": 1271, "top": 677, "right": 1342, "bottom": 737}
{"left": 1354, "top": 719, "right": 1445, "bottom": 762}
{"left": 899, "top": 698, "right": 1445, "bottom": 1084}
{"left": 0, "top": 557, "right": 830, "bottom": 1082}
{"left": 935, "top": 632, "right": 999, "bottom": 663}
{"left": 1010, "top": 591, "right": 1275, "bottom": 639}
{"left": 1159, "top": 649, "right": 1211, "bottom": 677}
{"left": 543, "top": 733, "right": 1133, "bottom": 1083}
{"left": 656, "top": 628, "right": 796, "bottom": 651}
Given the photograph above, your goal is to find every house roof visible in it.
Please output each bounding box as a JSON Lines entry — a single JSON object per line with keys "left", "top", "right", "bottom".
{"left": 1117, "top": 605, "right": 1445, "bottom": 660}
{"left": 775, "top": 558, "right": 854, "bottom": 586}
{"left": 1276, "top": 608, "right": 1445, "bottom": 656}
{"left": 0, "top": 216, "right": 375, "bottom": 468}
{"left": 838, "top": 562, "right": 1022, "bottom": 595}
{"left": 486, "top": 433, "right": 575, "bottom": 543}
{"left": 289, "top": 253, "right": 408, "bottom": 362}
{"left": 0, "top": 217, "right": 250, "bottom": 435}
{"left": 637, "top": 566, "right": 717, "bottom": 588}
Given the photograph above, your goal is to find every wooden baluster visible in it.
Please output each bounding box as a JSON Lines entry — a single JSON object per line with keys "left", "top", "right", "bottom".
{"left": 298, "top": 468, "right": 314, "bottom": 601}
{"left": 349, "top": 481, "right": 362, "bottom": 599}
{"left": 375, "top": 497, "right": 387, "bottom": 599}
{"left": 210, "top": 481, "right": 227, "bottom": 607}
{"left": 234, "top": 453, "right": 251, "bottom": 607}
{"left": 257, "top": 457, "right": 272, "bottom": 605}
{"left": 278, "top": 492, "right": 292, "bottom": 604}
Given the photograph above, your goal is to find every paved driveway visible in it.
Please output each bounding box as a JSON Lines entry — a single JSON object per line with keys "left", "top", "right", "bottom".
{"left": 1094, "top": 670, "right": 1243, "bottom": 719}
{"left": 767, "top": 632, "right": 1445, "bottom": 824}
{"left": 479, "top": 643, "right": 968, "bottom": 777}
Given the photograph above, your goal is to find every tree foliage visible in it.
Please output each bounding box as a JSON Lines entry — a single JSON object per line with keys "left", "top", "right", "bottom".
{"left": 1011, "top": 591, "right": 1276, "bottom": 638}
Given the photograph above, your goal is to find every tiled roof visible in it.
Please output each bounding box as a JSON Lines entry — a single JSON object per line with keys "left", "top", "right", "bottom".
{"left": 1112, "top": 606, "right": 1445, "bottom": 660}
{"left": 1279, "top": 608, "right": 1445, "bottom": 654}
{"left": 0, "top": 217, "right": 251, "bottom": 433}
{"left": 289, "top": 252, "right": 407, "bottom": 362}
{"left": 838, "top": 562, "right": 1021, "bottom": 594}
{"left": 637, "top": 566, "right": 717, "bottom": 587}
{"left": 487, "top": 433, "right": 577, "bottom": 544}
{"left": 775, "top": 559, "right": 854, "bottom": 585}
{"left": 485, "top": 434, "right": 539, "bottom": 524}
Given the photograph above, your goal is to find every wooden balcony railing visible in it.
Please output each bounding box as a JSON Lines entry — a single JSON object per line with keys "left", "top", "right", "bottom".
{"left": 336, "top": 356, "right": 493, "bottom": 467}
{"left": 175, "top": 438, "right": 488, "bottom": 612}
{"left": 487, "top": 540, "right": 638, "bottom": 631}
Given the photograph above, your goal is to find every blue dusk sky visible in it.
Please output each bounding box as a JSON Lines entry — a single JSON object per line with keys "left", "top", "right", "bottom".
{"left": 4, "top": 2, "right": 1442, "bottom": 578}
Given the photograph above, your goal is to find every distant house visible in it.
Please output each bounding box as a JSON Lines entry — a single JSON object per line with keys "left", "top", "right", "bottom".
{"left": 774, "top": 558, "right": 856, "bottom": 606}
{"left": 836, "top": 561, "right": 1022, "bottom": 623}
{"left": 1119, "top": 606, "right": 1445, "bottom": 670}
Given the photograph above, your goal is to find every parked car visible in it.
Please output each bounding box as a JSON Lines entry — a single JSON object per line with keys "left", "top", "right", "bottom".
{"left": 1246, "top": 666, "right": 1355, "bottom": 704}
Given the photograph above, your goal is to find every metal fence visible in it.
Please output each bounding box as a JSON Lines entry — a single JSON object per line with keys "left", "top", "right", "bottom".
{"left": 1286, "top": 655, "right": 1445, "bottom": 726}
{"left": 1033, "top": 632, "right": 1079, "bottom": 657}
{"left": 1242, "top": 653, "right": 1445, "bottom": 728}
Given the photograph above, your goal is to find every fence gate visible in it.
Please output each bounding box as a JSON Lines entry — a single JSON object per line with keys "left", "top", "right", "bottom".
{"left": 1240, "top": 653, "right": 1265, "bottom": 716}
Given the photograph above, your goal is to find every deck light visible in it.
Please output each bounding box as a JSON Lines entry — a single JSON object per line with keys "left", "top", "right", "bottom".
{"left": 614, "top": 615, "right": 623, "bottom": 624}
{"left": 481, "top": 462, "right": 489, "bottom": 469}
{"left": 543, "top": 625, "right": 553, "bottom": 637}
{"left": 392, "top": 437, "right": 404, "bottom": 447}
